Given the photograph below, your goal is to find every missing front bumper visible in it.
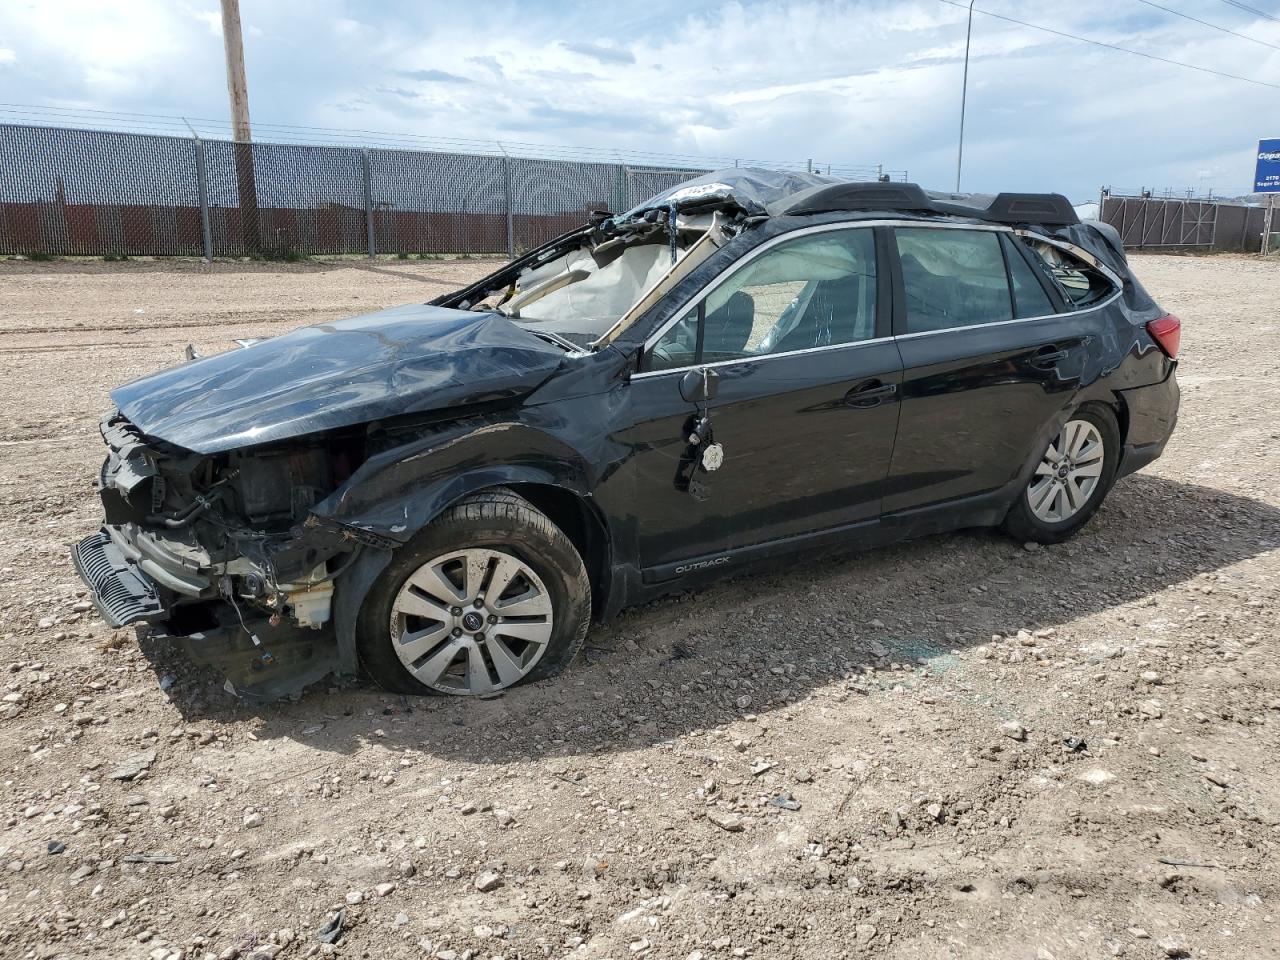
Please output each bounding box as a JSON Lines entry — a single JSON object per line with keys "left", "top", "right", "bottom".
{"left": 72, "top": 521, "right": 361, "bottom": 701}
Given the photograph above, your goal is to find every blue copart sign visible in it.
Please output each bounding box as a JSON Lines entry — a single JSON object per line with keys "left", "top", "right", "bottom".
{"left": 1257, "top": 138, "right": 1280, "bottom": 193}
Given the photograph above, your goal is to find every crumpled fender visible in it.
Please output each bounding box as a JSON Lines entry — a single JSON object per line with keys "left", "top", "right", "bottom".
{"left": 312, "top": 417, "right": 598, "bottom": 543}
{"left": 315, "top": 419, "right": 602, "bottom": 670}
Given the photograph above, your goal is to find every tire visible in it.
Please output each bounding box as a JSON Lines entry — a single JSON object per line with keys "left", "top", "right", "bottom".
{"left": 357, "top": 488, "right": 590, "bottom": 696}
{"left": 1001, "top": 406, "right": 1120, "bottom": 545}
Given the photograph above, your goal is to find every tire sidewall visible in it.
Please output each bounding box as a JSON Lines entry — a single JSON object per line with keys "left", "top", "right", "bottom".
{"left": 357, "top": 496, "right": 589, "bottom": 695}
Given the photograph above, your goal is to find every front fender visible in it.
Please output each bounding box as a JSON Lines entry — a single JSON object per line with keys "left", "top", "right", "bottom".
{"left": 311, "top": 418, "right": 597, "bottom": 543}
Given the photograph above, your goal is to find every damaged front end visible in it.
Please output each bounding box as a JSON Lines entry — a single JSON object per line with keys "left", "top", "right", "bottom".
{"left": 73, "top": 410, "right": 371, "bottom": 700}
{"left": 69, "top": 174, "right": 760, "bottom": 700}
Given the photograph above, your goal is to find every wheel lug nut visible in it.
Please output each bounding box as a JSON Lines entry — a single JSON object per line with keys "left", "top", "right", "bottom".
{"left": 451, "top": 607, "right": 462, "bottom": 616}
{"left": 475, "top": 632, "right": 485, "bottom": 643}
{"left": 474, "top": 598, "right": 484, "bottom": 608}
{"left": 451, "top": 627, "right": 462, "bottom": 637}
{"left": 488, "top": 615, "right": 497, "bottom": 624}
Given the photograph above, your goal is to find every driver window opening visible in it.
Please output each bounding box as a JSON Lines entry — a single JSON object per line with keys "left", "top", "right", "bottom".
{"left": 647, "top": 228, "right": 877, "bottom": 372}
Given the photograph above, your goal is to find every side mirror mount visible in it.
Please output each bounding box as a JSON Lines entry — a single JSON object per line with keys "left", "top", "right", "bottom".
{"left": 679, "top": 367, "right": 719, "bottom": 404}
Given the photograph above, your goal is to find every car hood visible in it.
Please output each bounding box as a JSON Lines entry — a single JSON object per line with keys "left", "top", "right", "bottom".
{"left": 112, "top": 304, "right": 567, "bottom": 454}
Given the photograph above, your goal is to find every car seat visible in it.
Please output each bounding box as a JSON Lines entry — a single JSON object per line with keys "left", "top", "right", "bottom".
{"left": 702, "top": 291, "right": 755, "bottom": 360}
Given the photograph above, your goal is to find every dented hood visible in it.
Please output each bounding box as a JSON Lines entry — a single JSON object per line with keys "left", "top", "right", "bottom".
{"left": 112, "top": 305, "right": 566, "bottom": 454}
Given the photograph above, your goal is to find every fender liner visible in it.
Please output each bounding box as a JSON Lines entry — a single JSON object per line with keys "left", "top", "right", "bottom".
{"left": 331, "top": 546, "right": 393, "bottom": 677}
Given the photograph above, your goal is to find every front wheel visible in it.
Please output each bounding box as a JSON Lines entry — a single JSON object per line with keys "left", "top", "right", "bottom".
{"left": 1001, "top": 407, "right": 1120, "bottom": 544}
{"left": 357, "top": 489, "right": 591, "bottom": 696}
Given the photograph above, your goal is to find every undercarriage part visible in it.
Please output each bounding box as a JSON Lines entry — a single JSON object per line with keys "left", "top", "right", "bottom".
{"left": 163, "top": 615, "right": 342, "bottom": 702}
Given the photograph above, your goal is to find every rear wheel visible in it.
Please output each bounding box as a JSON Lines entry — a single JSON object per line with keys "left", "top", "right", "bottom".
{"left": 1002, "top": 407, "right": 1120, "bottom": 544}
{"left": 358, "top": 489, "right": 590, "bottom": 695}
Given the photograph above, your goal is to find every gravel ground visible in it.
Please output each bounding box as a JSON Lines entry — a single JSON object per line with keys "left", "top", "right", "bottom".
{"left": 0, "top": 254, "right": 1278, "bottom": 960}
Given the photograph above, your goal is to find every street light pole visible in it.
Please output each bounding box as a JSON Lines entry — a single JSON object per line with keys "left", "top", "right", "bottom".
{"left": 955, "top": 0, "right": 976, "bottom": 193}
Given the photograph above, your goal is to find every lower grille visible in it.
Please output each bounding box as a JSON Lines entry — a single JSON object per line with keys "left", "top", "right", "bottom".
{"left": 71, "top": 531, "right": 167, "bottom": 627}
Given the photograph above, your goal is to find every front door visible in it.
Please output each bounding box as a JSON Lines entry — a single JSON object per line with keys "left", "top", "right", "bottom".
{"left": 617, "top": 224, "right": 903, "bottom": 575}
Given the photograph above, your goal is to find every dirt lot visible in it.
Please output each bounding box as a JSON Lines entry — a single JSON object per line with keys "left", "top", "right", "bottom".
{"left": 1, "top": 254, "right": 1278, "bottom": 960}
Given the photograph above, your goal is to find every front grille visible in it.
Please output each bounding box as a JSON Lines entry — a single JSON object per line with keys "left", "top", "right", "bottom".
{"left": 71, "top": 531, "right": 167, "bottom": 627}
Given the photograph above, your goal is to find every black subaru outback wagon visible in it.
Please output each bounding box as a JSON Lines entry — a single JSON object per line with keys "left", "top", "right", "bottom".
{"left": 73, "top": 170, "right": 1180, "bottom": 699}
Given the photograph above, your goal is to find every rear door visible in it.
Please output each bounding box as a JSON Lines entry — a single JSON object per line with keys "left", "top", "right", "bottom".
{"left": 883, "top": 224, "right": 1094, "bottom": 514}
{"left": 618, "top": 223, "right": 903, "bottom": 574}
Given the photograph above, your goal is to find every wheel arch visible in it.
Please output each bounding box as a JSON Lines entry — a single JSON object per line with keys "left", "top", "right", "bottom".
{"left": 502, "top": 482, "right": 613, "bottom": 622}
{"left": 1002, "top": 394, "right": 1123, "bottom": 519}
{"left": 1107, "top": 391, "right": 1132, "bottom": 447}
{"left": 328, "top": 463, "right": 613, "bottom": 648}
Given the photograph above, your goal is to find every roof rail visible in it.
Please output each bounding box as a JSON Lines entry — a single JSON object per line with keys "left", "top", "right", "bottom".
{"left": 984, "top": 192, "right": 1078, "bottom": 226}
{"left": 769, "top": 181, "right": 1079, "bottom": 226}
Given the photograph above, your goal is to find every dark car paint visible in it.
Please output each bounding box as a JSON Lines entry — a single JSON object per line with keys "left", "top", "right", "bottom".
{"left": 110, "top": 305, "right": 566, "bottom": 454}
{"left": 623, "top": 338, "right": 906, "bottom": 566}
{"left": 884, "top": 313, "right": 1093, "bottom": 512}
{"left": 307, "top": 214, "right": 1173, "bottom": 641}
{"left": 89, "top": 208, "right": 1177, "bottom": 696}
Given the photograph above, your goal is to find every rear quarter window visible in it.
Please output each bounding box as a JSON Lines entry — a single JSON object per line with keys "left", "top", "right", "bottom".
{"left": 1018, "top": 236, "right": 1116, "bottom": 310}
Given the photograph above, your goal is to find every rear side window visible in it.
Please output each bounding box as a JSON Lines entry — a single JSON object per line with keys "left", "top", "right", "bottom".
{"left": 1001, "top": 234, "right": 1056, "bottom": 319}
{"left": 1018, "top": 236, "right": 1116, "bottom": 309}
{"left": 894, "top": 228, "right": 1012, "bottom": 333}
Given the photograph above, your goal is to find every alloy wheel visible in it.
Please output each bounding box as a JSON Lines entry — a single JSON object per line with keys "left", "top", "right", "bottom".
{"left": 389, "top": 548, "right": 554, "bottom": 695}
{"left": 1026, "top": 419, "right": 1105, "bottom": 524}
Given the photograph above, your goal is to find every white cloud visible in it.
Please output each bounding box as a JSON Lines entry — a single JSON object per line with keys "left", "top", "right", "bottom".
{"left": 0, "top": 48, "right": 15, "bottom": 65}
{"left": 192, "top": 9, "right": 221, "bottom": 36}
{"left": 0, "top": 0, "right": 1275, "bottom": 196}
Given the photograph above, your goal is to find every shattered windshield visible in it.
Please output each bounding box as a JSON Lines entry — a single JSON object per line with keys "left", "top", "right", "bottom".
{"left": 490, "top": 216, "right": 725, "bottom": 346}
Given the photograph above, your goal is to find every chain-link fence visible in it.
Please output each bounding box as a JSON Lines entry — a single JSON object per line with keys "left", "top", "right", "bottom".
{"left": 1098, "top": 191, "right": 1273, "bottom": 253}
{"left": 0, "top": 123, "right": 724, "bottom": 259}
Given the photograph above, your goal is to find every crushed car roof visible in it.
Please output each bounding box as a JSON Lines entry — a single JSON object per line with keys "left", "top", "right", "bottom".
{"left": 622, "top": 168, "right": 1079, "bottom": 227}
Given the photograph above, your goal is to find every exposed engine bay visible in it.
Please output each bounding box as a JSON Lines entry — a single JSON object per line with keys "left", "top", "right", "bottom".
{"left": 73, "top": 411, "right": 381, "bottom": 698}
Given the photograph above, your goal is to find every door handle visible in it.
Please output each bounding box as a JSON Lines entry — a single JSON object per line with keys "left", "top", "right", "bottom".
{"left": 844, "top": 380, "right": 897, "bottom": 408}
{"left": 1030, "top": 347, "right": 1068, "bottom": 368}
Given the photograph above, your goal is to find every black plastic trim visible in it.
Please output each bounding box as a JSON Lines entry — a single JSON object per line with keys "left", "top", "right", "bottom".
{"left": 71, "top": 530, "right": 168, "bottom": 627}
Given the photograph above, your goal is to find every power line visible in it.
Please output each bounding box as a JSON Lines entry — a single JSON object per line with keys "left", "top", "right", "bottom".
{"left": 1216, "top": 0, "right": 1280, "bottom": 23}
{"left": 1134, "top": 0, "right": 1280, "bottom": 51}
{"left": 936, "top": 0, "right": 1280, "bottom": 90}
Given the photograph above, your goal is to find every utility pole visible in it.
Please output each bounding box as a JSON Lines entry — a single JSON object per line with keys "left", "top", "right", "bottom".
{"left": 955, "top": 0, "right": 976, "bottom": 193}
{"left": 221, "top": 0, "right": 260, "bottom": 253}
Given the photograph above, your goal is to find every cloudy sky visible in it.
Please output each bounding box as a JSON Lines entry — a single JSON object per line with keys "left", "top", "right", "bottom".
{"left": 0, "top": 0, "right": 1276, "bottom": 200}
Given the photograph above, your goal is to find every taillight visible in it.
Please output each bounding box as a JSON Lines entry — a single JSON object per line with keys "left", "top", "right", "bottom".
{"left": 1146, "top": 314, "right": 1181, "bottom": 359}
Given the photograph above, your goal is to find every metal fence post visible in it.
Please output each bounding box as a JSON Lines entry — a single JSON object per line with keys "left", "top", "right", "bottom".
{"left": 1264, "top": 197, "right": 1276, "bottom": 257}
{"left": 193, "top": 135, "right": 213, "bottom": 262}
{"left": 502, "top": 154, "right": 514, "bottom": 260}
{"left": 614, "top": 165, "right": 627, "bottom": 216}
{"left": 362, "top": 149, "right": 375, "bottom": 259}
